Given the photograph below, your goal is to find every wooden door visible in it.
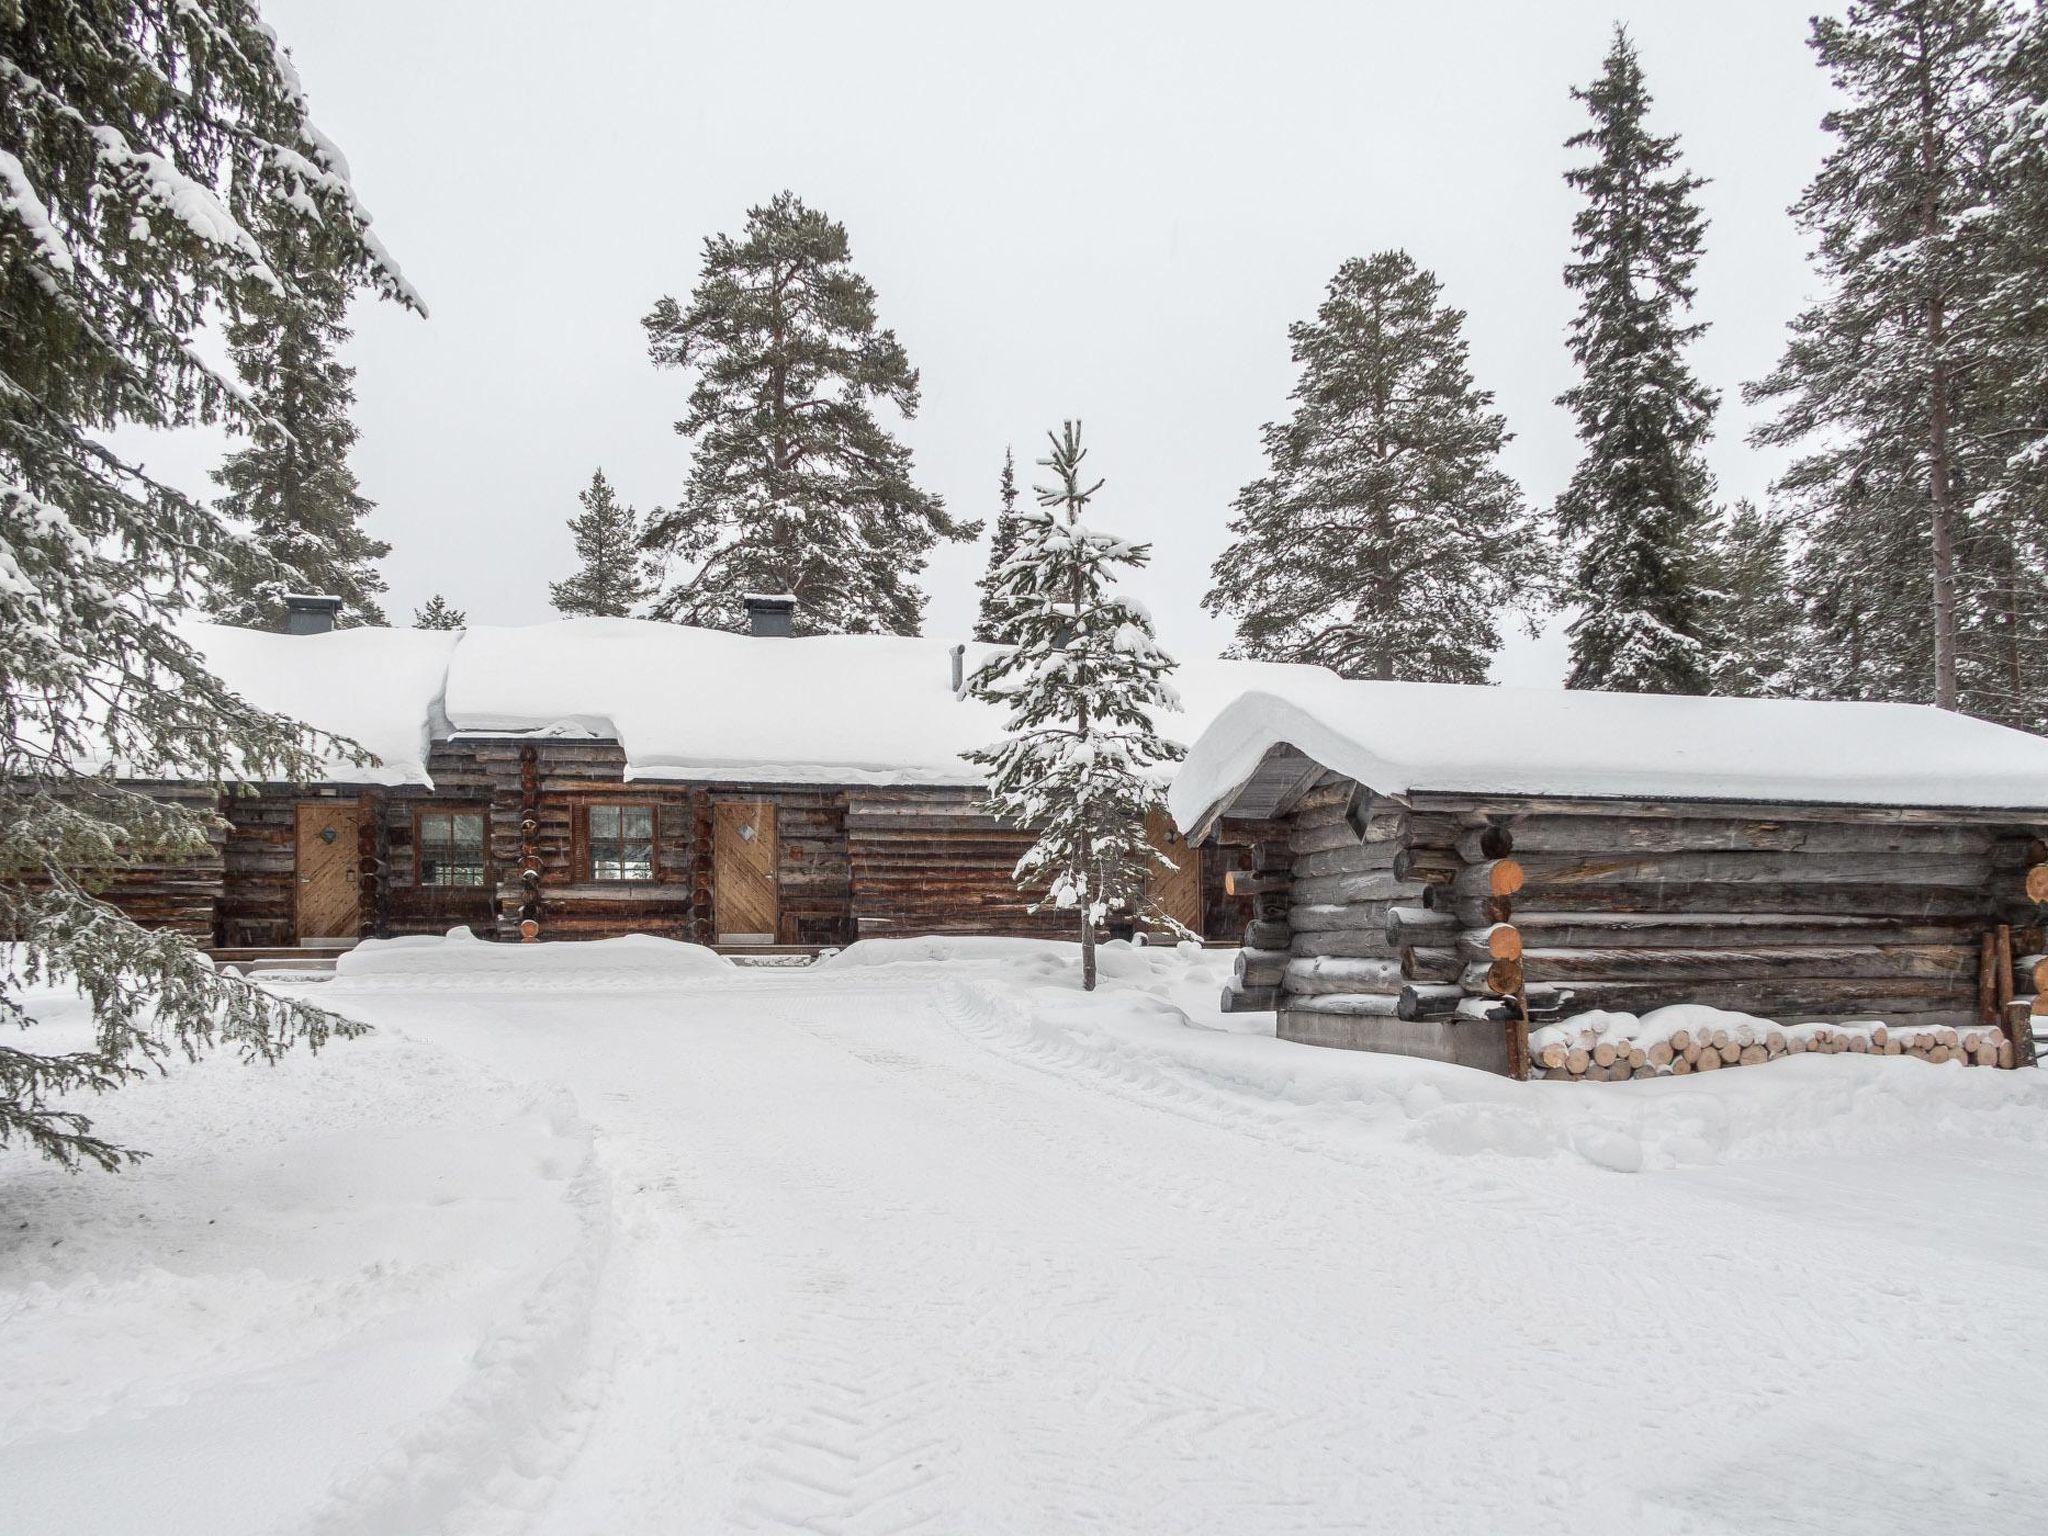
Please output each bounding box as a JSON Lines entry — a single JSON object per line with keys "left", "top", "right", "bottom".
{"left": 295, "top": 802, "right": 361, "bottom": 942}
{"left": 713, "top": 801, "right": 778, "bottom": 943}
{"left": 1145, "top": 808, "right": 1203, "bottom": 938}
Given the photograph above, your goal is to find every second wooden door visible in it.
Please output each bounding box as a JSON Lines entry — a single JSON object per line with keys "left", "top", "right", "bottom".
{"left": 713, "top": 801, "right": 778, "bottom": 943}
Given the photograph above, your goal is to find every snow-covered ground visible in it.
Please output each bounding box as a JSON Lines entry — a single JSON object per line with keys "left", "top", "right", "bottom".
{"left": 6, "top": 936, "right": 2047, "bottom": 1534}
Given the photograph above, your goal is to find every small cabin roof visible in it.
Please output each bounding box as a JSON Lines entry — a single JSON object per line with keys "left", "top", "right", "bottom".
{"left": 1168, "top": 676, "right": 2048, "bottom": 833}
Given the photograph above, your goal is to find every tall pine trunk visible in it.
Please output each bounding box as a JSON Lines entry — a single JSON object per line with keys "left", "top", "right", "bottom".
{"left": 1922, "top": 72, "right": 1960, "bottom": 711}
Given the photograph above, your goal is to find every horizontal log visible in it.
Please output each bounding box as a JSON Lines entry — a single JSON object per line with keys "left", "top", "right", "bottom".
{"left": 1508, "top": 912, "right": 1988, "bottom": 948}
{"left": 1500, "top": 883, "right": 1992, "bottom": 918}
{"left": 1244, "top": 918, "right": 1292, "bottom": 949}
{"left": 1224, "top": 870, "right": 1290, "bottom": 897}
{"left": 2029, "top": 864, "right": 2048, "bottom": 904}
{"left": 1452, "top": 859, "right": 1524, "bottom": 900}
{"left": 1289, "top": 821, "right": 1367, "bottom": 856}
{"left": 1285, "top": 956, "right": 1405, "bottom": 996}
{"left": 1517, "top": 850, "right": 1994, "bottom": 890}
{"left": 1437, "top": 892, "right": 1514, "bottom": 926}
{"left": 1289, "top": 842, "right": 1399, "bottom": 880}
{"left": 1461, "top": 957, "right": 1525, "bottom": 995}
{"left": 2019, "top": 953, "right": 2048, "bottom": 993}
{"left": 1392, "top": 848, "right": 1460, "bottom": 883}
{"left": 1397, "top": 983, "right": 1466, "bottom": 1021}
{"left": 1234, "top": 947, "right": 1289, "bottom": 987}
{"left": 1490, "top": 815, "right": 2000, "bottom": 858}
{"left": 1283, "top": 992, "right": 1402, "bottom": 1017}
{"left": 1457, "top": 923, "right": 1523, "bottom": 963}
{"left": 1291, "top": 870, "right": 1425, "bottom": 906}
{"left": 1289, "top": 929, "right": 1398, "bottom": 959}
{"left": 1401, "top": 947, "right": 1463, "bottom": 983}
{"left": 1518, "top": 944, "right": 1981, "bottom": 983}
{"left": 1454, "top": 825, "right": 1515, "bottom": 862}
{"left": 1220, "top": 981, "right": 1280, "bottom": 1013}
{"left": 1384, "top": 904, "right": 1457, "bottom": 948}
{"left": 1288, "top": 900, "right": 1398, "bottom": 933}
{"left": 1250, "top": 840, "right": 1294, "bottom": 872}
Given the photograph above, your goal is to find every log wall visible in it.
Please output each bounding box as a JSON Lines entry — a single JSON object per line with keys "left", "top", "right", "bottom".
{"left": 1257, "top": 775, "right": 2048, "bottom": 1077}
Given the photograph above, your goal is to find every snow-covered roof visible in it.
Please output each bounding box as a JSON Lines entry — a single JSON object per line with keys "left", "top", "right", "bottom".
{"left": 176, "top": 622, "right": 462, "bottom": 786}
{"left": 165, "top": 617, "right": 1337, "bottom": 790}
{"left": 1169, "top": 675, "right": 2048, "bottom": 830}
{"left": 444, "top": 619, "right": 1330, "bottom": 786}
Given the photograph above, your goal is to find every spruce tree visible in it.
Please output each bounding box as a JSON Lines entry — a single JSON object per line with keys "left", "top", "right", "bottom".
{"left": 1748, "top": 0, "right": 2010, "bottom": 714}
{"left": 641, "top": 192, "right": 973, "bottom": 635}
{"left": 1204, "top": 251, "right": 1544, "bottom": 681}
{"left": 209, "top": 233, "right": 389, "bottom": 628}
{"left": 412, "top": 594, "right": 467, "bottom": 630}
{"left": 969, "top": 423, "right": 1184, "bottom": 992}
{"left": 3, "top": 0, "right": 417, "bottom": 1169}
{"left": 549, "top": 468, "right": 651, "bottom": 618}
{"left": 1555, "top": 26, "right": 1722, "bottom": 696}
{"left": 972, "top": 448, "right": 1029, "bottom": 644}
{"left": 1709, "top": 501, "right": 1807, "bottom": 698}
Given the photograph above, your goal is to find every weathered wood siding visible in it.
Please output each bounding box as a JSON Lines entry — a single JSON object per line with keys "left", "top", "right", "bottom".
{"left": 846, "top": 787, "right": 1067, "bottom": 937}
{"left": 58, "top": 783, "right": 226, "bottom": 941}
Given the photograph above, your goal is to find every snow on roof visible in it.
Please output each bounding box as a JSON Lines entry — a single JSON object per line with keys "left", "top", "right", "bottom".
{"left": 176, "top": 621, "right": 461, "bottom": 786}
{"left": 1169, "top": 675, "right": 2048, "bottom": 830}
{"left": 442, "top": 618, "right": 1333, "bottom": 786}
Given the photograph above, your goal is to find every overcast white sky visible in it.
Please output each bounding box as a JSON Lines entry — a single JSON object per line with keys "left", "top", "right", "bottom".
{"left": 130, "top": 0, "right": 1842, "bottom": 684}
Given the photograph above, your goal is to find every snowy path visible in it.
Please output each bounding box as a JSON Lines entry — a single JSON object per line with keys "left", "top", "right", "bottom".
{"left": 7, "top": 951, "right": 2048, "bottom": 1534}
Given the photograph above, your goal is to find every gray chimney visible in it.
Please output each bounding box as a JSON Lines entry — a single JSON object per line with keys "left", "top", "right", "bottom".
{"left": 742, "top": 592, "right": 796, "bottom": 638}
{"left": 282, "top": 593, "right": 342, "bottom": 635}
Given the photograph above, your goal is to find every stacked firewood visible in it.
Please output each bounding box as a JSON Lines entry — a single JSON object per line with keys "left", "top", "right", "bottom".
{"left": 1531, "top": 1018, "right": 2015, "bottom": 1081}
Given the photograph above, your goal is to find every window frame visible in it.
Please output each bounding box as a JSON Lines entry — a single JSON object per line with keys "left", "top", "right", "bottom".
{"left": 582, "top": 800, "right": 661, "bottom": 884}
{"left": 412, "top": 806, "right": 489, "bottom": 889}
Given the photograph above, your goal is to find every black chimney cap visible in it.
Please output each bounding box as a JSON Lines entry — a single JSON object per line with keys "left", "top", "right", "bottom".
{"left": 282, "top": 593, "right": 342, "bottom": 635}
{"left": 741, "top": 592, "right": 797, "bottom": 638}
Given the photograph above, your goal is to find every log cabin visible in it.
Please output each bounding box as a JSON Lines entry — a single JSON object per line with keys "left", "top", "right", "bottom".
{"left": 1168, "top": 677, "right": 2048, "bottom": 1076}
{"left": 101, "top": 596, "right": 1323, "bottom": 956}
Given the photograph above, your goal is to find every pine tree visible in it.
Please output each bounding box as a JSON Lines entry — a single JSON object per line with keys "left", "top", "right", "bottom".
{"left": 549, "top": 469, "right": 651, "bottom": 618}
{"left": 412, "top": 594, "right": 467, "bottom": 629}
{"left": 972, "top": 448, "right": 1029, "bottom": 644}
{"left": 1709, "top": 501, "right": 1807, "bottom": 698}
{"left": 1204, "top": 252, "right": 1545, "bottom": 681}
{"left": 969, "top": 423, "right": 1184, "bottom": 992}
{"left": 1968, "top": 5, "right": 2048, "bottom": 731}
{"left": 1555, "top": 26, "right": 1722, "bottom": 696}
{"left": 641, "top": 191, "right": 973, "bottom": 635}
{"left": 209, "top": 232, "right": 389, "bottom": 628}
{"left": 1748, "top": 0, "right": 2011, "bottom": 714}
{"left": 3, "top": 0, "right": 418, "bottom": 1169}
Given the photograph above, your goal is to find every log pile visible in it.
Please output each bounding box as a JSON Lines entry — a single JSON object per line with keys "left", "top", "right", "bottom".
{"left": 1531, "top": 1018, "right": 2015, "bottom": 1081}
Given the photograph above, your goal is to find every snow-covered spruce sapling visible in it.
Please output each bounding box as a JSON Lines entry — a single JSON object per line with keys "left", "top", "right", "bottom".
{"left": 969, "top": 423, "right": 1184, "bottom": 992}
{"left": 641, "top": 191, "right": 975, "bottom": 635}
{"left": 1204, "top": 250, "right": 1548, "bottom": 681}
{"left": 972, "top": 447, "right": 1029, "bottom": 644}
{"left": 550, "top": 469, "right": 652, "bottom": 618}
{"left": 2, "top": 0, "right": 419, "bottom": 1169}
{"left": 411, "top": 594, "right": 467, "bottom": 629}
{"left": 209, "top": 227, "right": 390, "bottom": 629}
{"left": 1556, "top": 25, "right": 1722, "bottom": 696}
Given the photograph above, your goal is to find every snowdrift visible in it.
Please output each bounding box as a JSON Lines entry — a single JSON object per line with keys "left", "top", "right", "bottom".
{"left": 334, "top": 929, "right": 733, "bottom": 982}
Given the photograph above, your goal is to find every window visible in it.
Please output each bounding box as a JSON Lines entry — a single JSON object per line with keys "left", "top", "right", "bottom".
{"left": 588, "top": 804, "right": 657, "bottom": 882}
{"left": 417, "top": 810, "right": 486, "bottom": 887}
